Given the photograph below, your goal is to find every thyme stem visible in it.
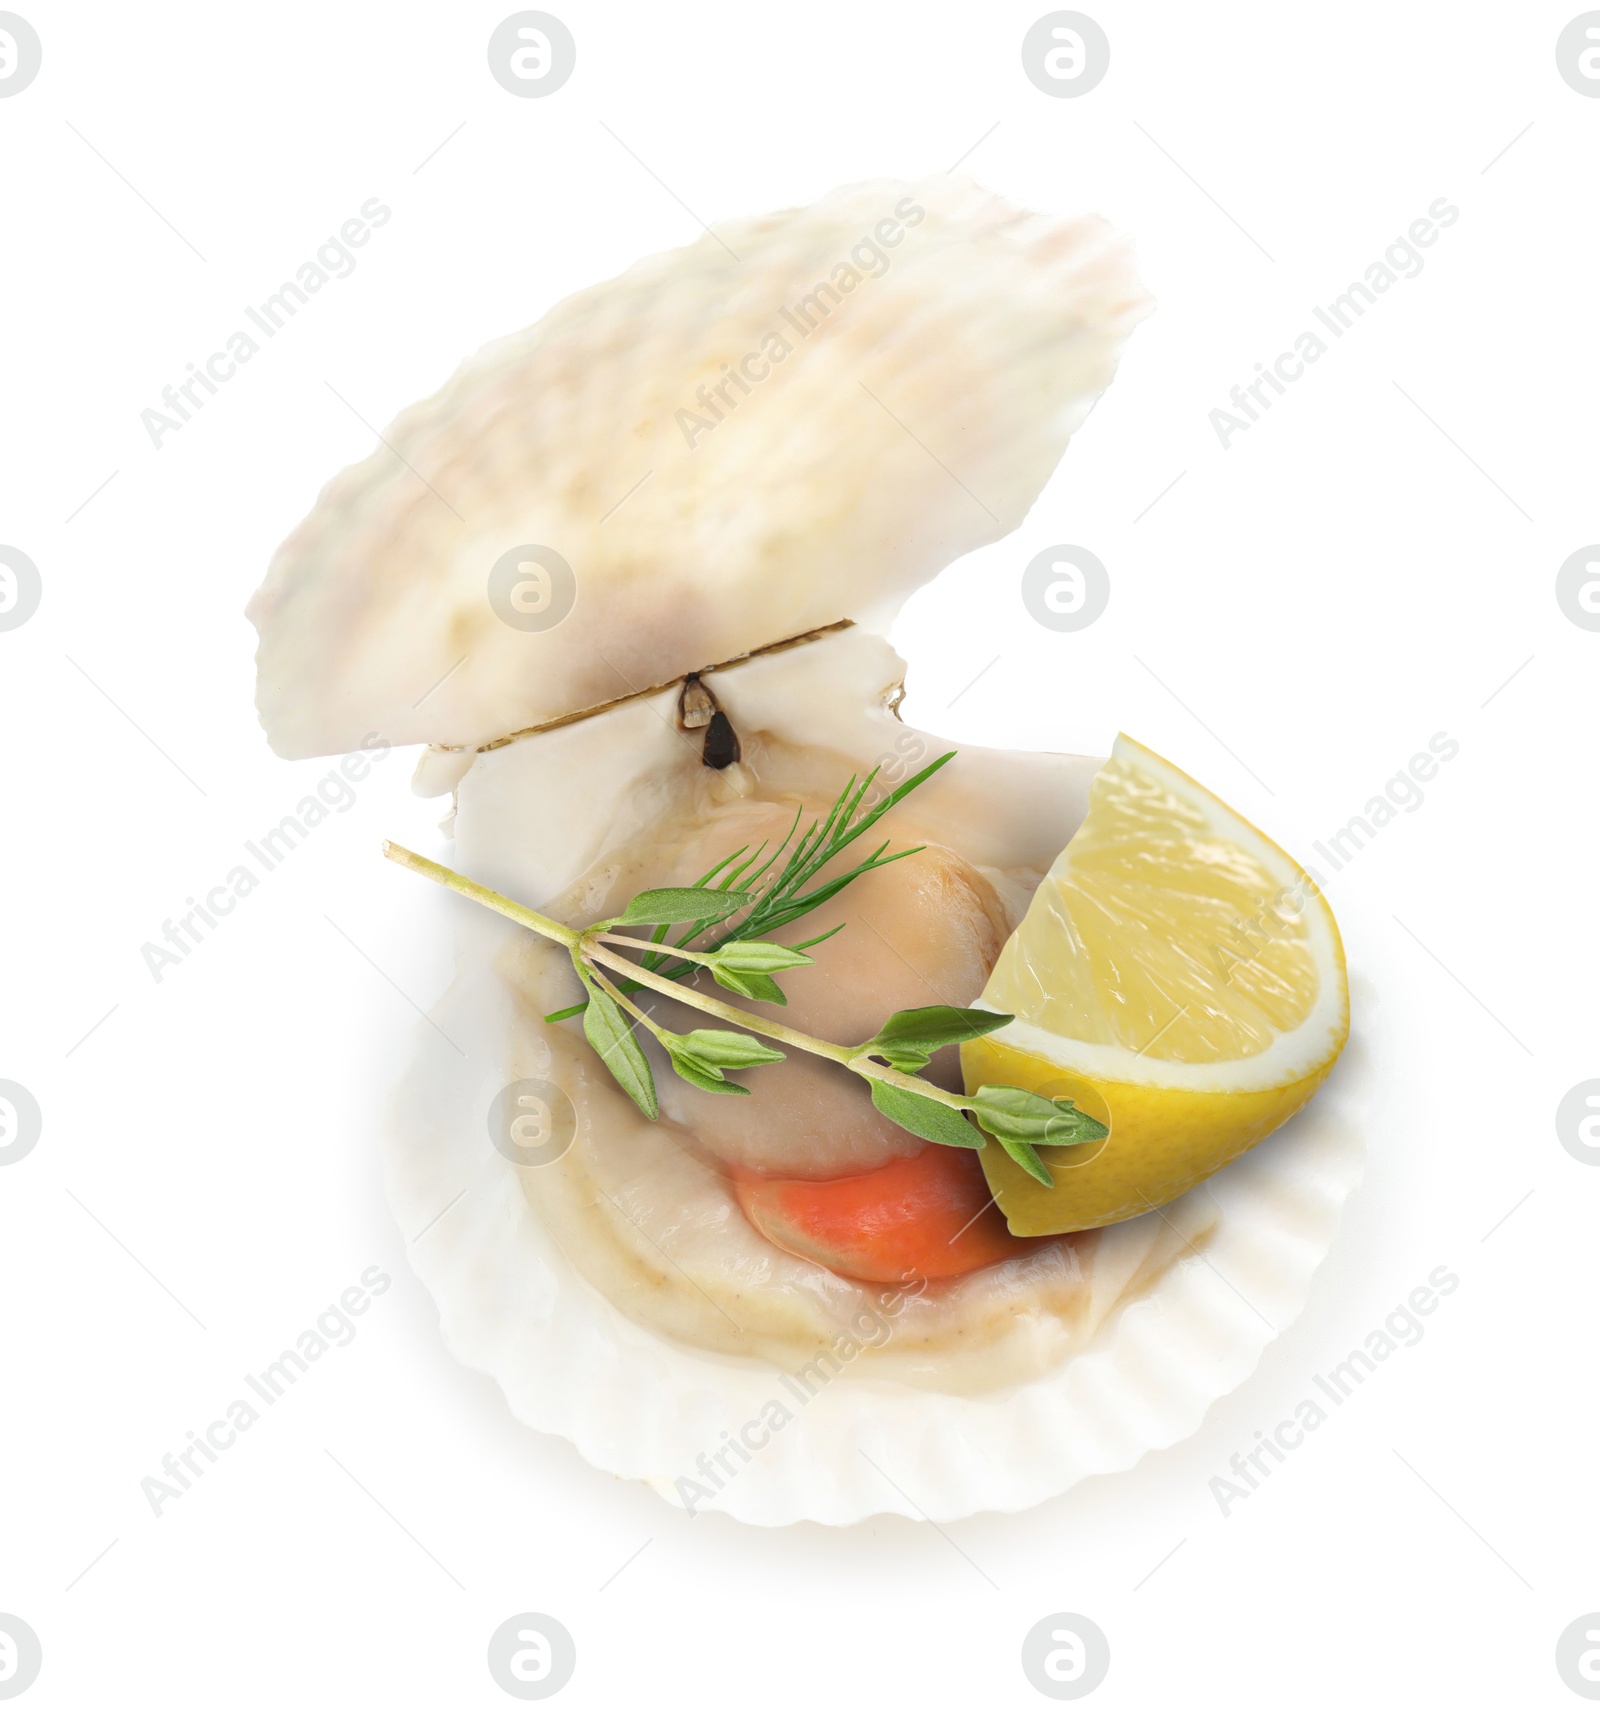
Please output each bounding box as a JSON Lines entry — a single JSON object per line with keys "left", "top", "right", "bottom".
{"left": 581, "top": 936, "right": 854, "bottom": 1065}
{"left": 584, "top": 961, "right": 669, "bottom": 1040}
{"left": 382, "top": 844, "right": 579, "bottom": 947}
{"left": 384, "top": 841, "right": 983, "bottom": 1118}
{"left": 582, "top": 939, "right": 973, "bottom": 1109}
{"left": 595, "top": 929, "right": 721, "bottom": 967}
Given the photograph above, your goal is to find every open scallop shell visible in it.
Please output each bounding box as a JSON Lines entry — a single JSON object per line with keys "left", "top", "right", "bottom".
{"left": 252, "top": 176, "right": 1365, "bottom": 1523}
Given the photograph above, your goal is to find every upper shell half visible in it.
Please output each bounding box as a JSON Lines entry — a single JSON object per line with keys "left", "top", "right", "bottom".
{"left": 247, "top": 174, "right": 1151, "bottom": 758}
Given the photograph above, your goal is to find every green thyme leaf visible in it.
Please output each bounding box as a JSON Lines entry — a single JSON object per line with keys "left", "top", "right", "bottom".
{"left": 998, "top": 1137, "right": 1053, "bottom": 1186}
{"left": 664, "top": 1047, "right": 749, "bottom": 1095}
{"left": 970, "top": 1084, "right": 1109, "bottom": 1148}
{"left": 670, "top": 1029, "right": 786, "bottom": 1069}
{"left": 658, "top": 1029, "right": 782, "bottom": 1096}
{"left": 860, "top": 1005, "right": 1014, "bottom": 1073}
{"left": 711, "top": 966, "right": 788, "bottom": 1005}
{"left": 788, "top": 922, "right": 846, "bottom": 952}
{"left": 711, "top": 940, "right": 815, "bottom": 975}
{"left": 579, "top": 973, "right": 658, "bottom": 1119}
{"left": 968, "top": 1085, "right": 1107, "bottom": 1184}
{"left": 868, "top": 1079, "right": 984, "bottom": 1150}
{"left": 613, "top": 886, "right": 755, "bottom": 927}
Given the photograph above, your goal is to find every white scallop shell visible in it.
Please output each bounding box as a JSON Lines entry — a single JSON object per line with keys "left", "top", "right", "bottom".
{"left": 248, "top": 175, "right": 1150, "bottom": 758}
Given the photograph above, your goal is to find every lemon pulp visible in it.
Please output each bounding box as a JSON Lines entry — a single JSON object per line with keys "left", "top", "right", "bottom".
{"left": 963, "top": 735, "right": 1348, "bottom": 1234}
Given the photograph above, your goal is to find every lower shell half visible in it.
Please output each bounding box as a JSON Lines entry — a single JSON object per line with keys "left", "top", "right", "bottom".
{"left": 385, "top": 627, "right": 1369, "bottom": 1525}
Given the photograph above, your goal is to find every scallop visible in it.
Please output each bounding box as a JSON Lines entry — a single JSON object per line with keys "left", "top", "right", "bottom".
{"left": 248, "top": 177, "right": 1367, "bottom": 1522}
{"left": 629, "top": 812, "right": 1012, "bottom": 1181}
{"left": 401, "top": 623, "right": 1221, "bottom": 1392}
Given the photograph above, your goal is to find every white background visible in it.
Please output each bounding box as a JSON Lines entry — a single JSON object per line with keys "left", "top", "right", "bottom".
{"left": 1, "top": 1, "right": 1596, "bottom": 1706}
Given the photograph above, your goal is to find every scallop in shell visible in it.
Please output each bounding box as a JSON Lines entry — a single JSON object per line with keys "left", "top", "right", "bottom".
{"left": 249, "top": 177, "right": 1366, "bottom": 1524}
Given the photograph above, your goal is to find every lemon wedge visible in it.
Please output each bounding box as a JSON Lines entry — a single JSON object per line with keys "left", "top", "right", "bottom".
{"left": 962, "top": 734, "right": 1348, "bottom": 1234}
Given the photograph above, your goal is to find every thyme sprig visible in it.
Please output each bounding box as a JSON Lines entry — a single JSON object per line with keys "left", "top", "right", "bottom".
{"left": 384, "top": 825, "right": 1110, "bottom": 1187}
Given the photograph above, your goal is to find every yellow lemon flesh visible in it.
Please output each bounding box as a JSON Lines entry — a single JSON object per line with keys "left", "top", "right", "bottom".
{"left": 962, "top": 735, "right": 1348, "bottom": 1235}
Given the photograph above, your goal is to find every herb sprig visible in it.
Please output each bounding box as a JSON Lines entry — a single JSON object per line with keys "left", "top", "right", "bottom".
{"left": 385, "top": 756, "right": 1110, "bottom": 1186}
{"left": 543, "top": 751, "right": 956, "bottom": 1022}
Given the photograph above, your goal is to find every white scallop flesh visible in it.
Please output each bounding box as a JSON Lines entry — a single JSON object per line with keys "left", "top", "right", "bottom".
{"left": 619, "top": 808, "right": 1012, "bottom": 1180}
